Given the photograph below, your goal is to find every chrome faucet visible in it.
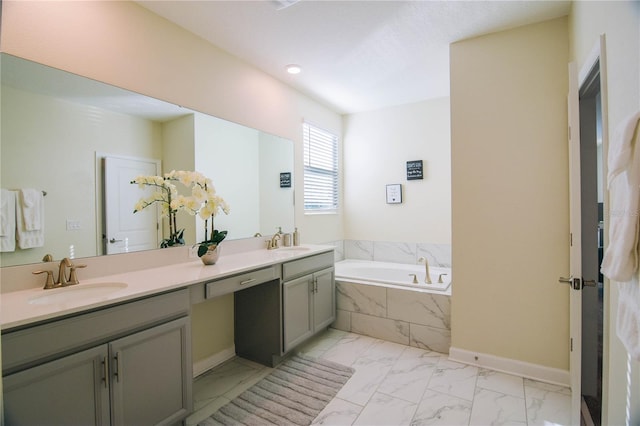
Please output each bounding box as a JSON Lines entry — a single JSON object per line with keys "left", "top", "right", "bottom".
{"left": 267, "top": 233, "right": 281, "bottom": 250}
{"left": 417, "top": 257, "right": 432, "bottom": 284}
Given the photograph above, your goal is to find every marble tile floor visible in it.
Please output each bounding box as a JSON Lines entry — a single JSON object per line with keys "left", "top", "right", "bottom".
{"left": 187, "top": 329, "right": 571, "bottom": 426}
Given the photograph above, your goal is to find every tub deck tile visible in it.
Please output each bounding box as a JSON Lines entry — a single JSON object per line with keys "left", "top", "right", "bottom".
{"left": 336, "top": 282, "right": 387, "bottom": 316}
{"left": 351, "top": 312, "right": 410, "bottom": 346}
{"left": 409, "top": 323, "right": 451, "bottom": 354}
{"left": 387, "top": 288, "right": 451, "bottom": 330}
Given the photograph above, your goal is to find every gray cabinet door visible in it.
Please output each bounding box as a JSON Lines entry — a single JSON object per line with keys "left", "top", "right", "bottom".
{"left": 283, "top": 275, "right": 313, "bottom": 352}
{"left": 3, "top": 345, "right": 110, "bottom": 425}
{"left": 109, "top": 317, "right": 192, "bottom": 426}
{"left": 313, "top": 267, "right": 335, "bottom": 331}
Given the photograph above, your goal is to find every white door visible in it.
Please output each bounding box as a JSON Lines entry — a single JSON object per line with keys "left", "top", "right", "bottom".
{"left": 564, "top": 61, "right": 583, "bottom": 423}
{"left": 103, "top": 156, "right": 160, "bottom": 254}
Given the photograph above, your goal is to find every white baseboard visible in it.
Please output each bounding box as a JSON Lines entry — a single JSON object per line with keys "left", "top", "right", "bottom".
{"left": 448, "top": 346, "right": 570, "bottom": 387}
{"left": 193, "top": 346, "right": 236, "bottom": 378}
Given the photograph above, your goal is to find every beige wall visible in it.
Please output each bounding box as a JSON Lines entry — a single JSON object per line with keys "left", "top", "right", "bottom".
{"left": 343, "top": 97, "right": 451, "bottom": 244}
{"left": 450, "top": 18, "right": 570, "bottom": 369}
{"left": 569, "top": 1, "right": 640, "bottom": 423}
{"left": 0, "top": 0, "right": 342, "bottom": 364}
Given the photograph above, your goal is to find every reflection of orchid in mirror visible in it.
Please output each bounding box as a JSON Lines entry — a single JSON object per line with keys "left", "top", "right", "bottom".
{"left": 190, "top": 174, "right": 230, "bottom": 257}
{"left": 131, "top": 170, "right": 229, "bottom": 249}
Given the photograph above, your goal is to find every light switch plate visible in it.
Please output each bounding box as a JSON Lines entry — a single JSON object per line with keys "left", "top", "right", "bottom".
{"left": 66, "top": 220, "right": 81, "bottom": 230}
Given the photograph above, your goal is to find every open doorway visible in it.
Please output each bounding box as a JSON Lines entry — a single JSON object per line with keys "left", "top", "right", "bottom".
{"left": 578, "top": 59, "right": 604, "bottom": 426}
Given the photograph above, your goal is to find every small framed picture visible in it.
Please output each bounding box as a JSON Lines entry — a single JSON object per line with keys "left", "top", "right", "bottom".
{"left": 406, "top": 160, "right": 423, "bottom": 180}
{"left": 386, "top": 184, "right": 402, "bottom": 204}
{"left": 280, "top": 172, "right": 291, "bottom": 188}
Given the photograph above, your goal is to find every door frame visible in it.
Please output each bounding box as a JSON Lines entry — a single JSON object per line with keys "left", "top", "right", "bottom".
{"left": 569, "top": 34, "right": 610, "bottom": 424}
{"left": 567, "top": 59, "right": 583, "bottom": 423}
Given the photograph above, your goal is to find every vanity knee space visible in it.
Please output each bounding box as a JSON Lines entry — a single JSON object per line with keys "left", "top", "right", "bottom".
{"left": 197, "top": 250, "right": 336, "bottom": 368}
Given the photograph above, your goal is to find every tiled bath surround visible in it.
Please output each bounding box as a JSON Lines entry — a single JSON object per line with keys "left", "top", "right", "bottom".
{"left": 326, "top": 239, "right": 452, "bottom": 267}
{"left": 324, "top": 240, "right": 452, "bottom": 354}
{"left": 333, "top": 281, "right": 451, "bottom": 353}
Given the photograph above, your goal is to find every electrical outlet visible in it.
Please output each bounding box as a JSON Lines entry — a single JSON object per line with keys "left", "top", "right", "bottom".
{"left": 66, "top": 220, "right": 81, "bottom": 231}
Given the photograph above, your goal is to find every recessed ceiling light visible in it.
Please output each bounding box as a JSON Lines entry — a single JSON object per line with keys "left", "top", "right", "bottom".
{"left": 286, "top": 64, "right": 302, "bottom": 75}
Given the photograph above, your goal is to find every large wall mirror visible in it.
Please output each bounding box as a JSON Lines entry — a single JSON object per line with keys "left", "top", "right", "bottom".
{"left": 1, "top": 54, "right": 295, "bottom": 267}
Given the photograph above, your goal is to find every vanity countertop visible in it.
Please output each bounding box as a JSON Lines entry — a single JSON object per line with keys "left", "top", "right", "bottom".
{"left": 1, "top": 245, "right": 333, "bottom": 331}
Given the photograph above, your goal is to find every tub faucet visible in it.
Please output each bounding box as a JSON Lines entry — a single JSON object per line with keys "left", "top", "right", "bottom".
{"left": 417, "top": 257, "right": 432, "bottom": 284}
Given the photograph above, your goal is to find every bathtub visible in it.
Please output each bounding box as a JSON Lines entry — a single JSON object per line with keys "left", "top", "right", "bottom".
{"left": 334, "top": 259, "right": 451, "bottom": 293}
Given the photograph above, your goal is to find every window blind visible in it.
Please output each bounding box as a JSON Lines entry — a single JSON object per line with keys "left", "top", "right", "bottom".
{"left": 303, "top": 122, "right": 338, "bottom": 212}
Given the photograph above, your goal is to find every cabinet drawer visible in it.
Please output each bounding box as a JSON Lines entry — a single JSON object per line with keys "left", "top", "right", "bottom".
{"left": 2, "top": 289, "right": 190, "bottom": 375}
{"left": 282, "top": 251, "right": 334, "bottom": 281}
{"left": 206, "top": 266, "right": 278, "bottom": 299}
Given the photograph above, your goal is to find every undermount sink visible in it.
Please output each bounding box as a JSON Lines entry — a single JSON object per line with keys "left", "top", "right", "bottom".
{"left": 28, "top": 282, "right": 128, "bottom": 306}
{"left": 277, "top": 247, "right": 311, "bottom": 252}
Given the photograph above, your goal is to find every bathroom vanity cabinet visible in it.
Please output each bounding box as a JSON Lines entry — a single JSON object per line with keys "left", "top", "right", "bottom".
{"left": 2, "top": 289, "right": 192, "bottom": 425}
{"left": 282, "top": 251, "right": 335, "bottom": 352}
{"left": 1, "top": 244, "right": 336, "bottom": 424}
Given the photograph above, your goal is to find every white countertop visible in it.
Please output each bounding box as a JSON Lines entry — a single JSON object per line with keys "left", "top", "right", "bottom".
{"left": 1, "top": 245, "right": 333, "bottom": 331}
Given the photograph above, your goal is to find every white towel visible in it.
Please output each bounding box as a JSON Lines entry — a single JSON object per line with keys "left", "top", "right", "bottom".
{"left": 601, "top": 113, "right": 640, "bottom": 282}
{"left": 16, "top": 190, "right": 44, "bottom": 249}
{"left": 0, "top": 189, "right": 16, "bottom": 252}
{"left": 20, "top": 188, "right": 43, "bottom": 231}
{"left": 608, "top": 111, "right": 640, "bottom": 185}
{"left": 617, "top": 277, "right": 640, "bottom": 361}
{"left": 601, "top": 111, "right": 640, "bottom": 362}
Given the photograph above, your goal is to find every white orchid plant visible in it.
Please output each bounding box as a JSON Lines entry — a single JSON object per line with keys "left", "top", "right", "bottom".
{"left": 131, "top": 170, "right": 230, "bottom": 252}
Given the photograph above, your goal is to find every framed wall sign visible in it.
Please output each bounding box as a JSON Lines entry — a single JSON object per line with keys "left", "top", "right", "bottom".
{"left": 386, "top": 184, "right": 402, "bottom": 204}
{"left": 406, "top": 160, "right": 423, "bottom": 180}
{"left": 280, "top": 172, "right": 291, "bottom": 188}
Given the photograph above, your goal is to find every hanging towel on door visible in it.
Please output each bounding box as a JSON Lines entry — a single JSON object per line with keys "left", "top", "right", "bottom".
{"left": 0, "top": 189, "right": 16, "bottom": 252}
{"left": 601, "top": 111, "right": 640, "bottom": 361}
{"left": 617, "top": 277, "right": 640, "bottom": 361}
{"left": 601, "top": 112, "right": 640, "bottom": 282}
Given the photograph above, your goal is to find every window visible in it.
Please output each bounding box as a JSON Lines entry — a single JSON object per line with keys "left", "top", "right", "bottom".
{"left": 303, "top": 122, "right": 338, "bottom": 212}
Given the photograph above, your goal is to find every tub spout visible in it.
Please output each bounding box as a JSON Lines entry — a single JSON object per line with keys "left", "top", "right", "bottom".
{"left": 417, "top": 257, "right": 432, "bottom": 284}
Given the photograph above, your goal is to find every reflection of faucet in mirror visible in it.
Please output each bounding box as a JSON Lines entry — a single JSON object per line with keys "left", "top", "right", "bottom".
{"left": 417, "top": 256, "right": 432, "bottom": 284}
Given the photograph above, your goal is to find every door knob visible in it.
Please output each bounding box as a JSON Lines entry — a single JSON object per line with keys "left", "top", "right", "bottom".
{"left": 109, "top": 238, "right": 123, "bottom": 244}
{"left": 559, "top": 276, "right": 597, "bottom": 289}
{"left": 559, "top": 276, "right": 581, "bottom": 290}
